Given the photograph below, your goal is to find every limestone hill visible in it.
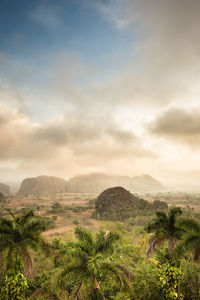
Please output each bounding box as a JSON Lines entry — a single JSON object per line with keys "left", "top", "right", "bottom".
{"left": 95, "top": 186, "right": 168, "bottom": 220}
{"left": 18, "top": 175, "right": 67, "bottom": 195}
{"left": 0, "top": 183, "right": 10, "bottom": 195}
{"left": 66, "top": 173, "right": 164, "bottom": 193}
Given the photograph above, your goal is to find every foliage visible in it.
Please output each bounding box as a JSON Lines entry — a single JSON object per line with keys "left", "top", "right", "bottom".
{"left": 1, "top": 204, "right": 200, "bottom": 299}
{"left": 176, "top": 217, "right": 200, "bottom": 261}
{"left": 0, "top": 259, "right": 28, "bottom": 300}
{"left": 57, "top": 226, "right": 132, "bottom": 299}
{"left": 72, "top": 219, "right": 79, "bottom": 225}
{"left": 51, "top": 202, "right": 64, "bottom": 213}
{"left": 157, "top": 262, "right": 183, "bottom": 300}
{"left": 132, "top": 258, "right": 162, "bottom": 300}
{"left": 1, "top": 272, "right": 28, "bottom": 299}
{"left": 0, "top": 209, "right": 48, "bottom": 274}
{"left": 179, "top": 259, "right": 200, "bottom": 300}
{"left": 146, "top": 207, "right": 183, "bottom": 255}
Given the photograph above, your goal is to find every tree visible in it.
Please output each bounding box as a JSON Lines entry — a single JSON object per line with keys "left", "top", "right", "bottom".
{"left": 58, "top": 227, "right": 132, "bottom": 299}
{"left": 146, "top": 207, "right": 182, "bottom": 256}
{"left": 0, "top": 209, "right": 48, "bottom": 275}
{"left": 176, "top": 217, "right": 200, "bottom": 261}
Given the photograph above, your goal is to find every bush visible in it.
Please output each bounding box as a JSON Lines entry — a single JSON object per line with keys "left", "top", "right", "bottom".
{"left": 73, "top": 219, "right": 79, "bottom": 225}
{"left": 180, "top": 259, "right": 200, "bottom": 300}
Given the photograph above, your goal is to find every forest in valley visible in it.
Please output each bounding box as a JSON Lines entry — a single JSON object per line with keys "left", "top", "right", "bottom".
{"left": 1, "top": 194, "right": 200, "bottom": 300}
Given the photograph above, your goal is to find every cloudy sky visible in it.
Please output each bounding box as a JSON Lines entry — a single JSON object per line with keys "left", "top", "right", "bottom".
{"left": 0, "top": 0, "right": 200, "bottom": 187}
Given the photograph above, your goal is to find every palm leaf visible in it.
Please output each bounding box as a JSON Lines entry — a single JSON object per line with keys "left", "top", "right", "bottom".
{"left": 74, "top": 227, "right": 94, "bottom": 246}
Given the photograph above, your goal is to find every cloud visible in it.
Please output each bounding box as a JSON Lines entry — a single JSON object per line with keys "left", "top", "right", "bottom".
{"left": 1, "top": 0, "right": 200, "bottom": 184}
{"left": 0, "top": 104, "right": 156, "bottom": 179}
{"left": 34, "top": 115, "right": 100, "bottom": 145}
{"left": 90, "top": 0, "right": 135, "bottom": 30}
{"left": 33, "top": 112, "right": 155, "bottom": 158}
{"left": 88, "top": 0, "right": 200, "bottom": 107}
{"left": 30, "top": 2, "right": 62, "bottom": 32}
{"left": 149, "top": 107, "right": 200, "bottom": 147}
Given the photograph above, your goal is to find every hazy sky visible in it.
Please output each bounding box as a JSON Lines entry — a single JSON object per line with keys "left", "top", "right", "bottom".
{"left": 1, "top": 0, "right": 200, "bottom": 187}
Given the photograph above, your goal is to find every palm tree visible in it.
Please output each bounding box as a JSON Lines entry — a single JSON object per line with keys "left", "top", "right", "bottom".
{"left": 176, "top": 217, "right": 200, "bottom": 261}
{"left": 0, "top": 209, "right": 48, "bottom": 275}
{"left": 146, "top": 207, "right": 182, "bottom": 256}
{"left": 58, "top": 227, "right": 132, "bottom": 299}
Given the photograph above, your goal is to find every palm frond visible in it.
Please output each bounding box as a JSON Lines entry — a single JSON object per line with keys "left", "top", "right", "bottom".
{"left": 67, "top": 245, "right": 89, "bottom": 262}
{"left": 16, "top": 209, "right": 34, "bottom": 226}
{"left": 0, "top": 210, "right": 48, "bottom": 273}
{"left": 100, "top": 261, "right": 124, "bottom": 290}
{"left": 178, "top": 217, "right": 200, "bottom": 232}
{"left": 4, "top": 208, "right": 16, "bottom": 222}
{"left": 95, "top": 231, "right": 120, "bottom": 254}
{"left": 146, "top": 211, "right": 167, "bottom": 233}
{"left": 59, "top": 263, "right": 86, "bottom": 282}
{"left": 175, "top": 232, "right": 200, "bottom": 261}
{"left": 114, "top": 263, "right": 134, "bottom": 281}
{"left": 168, "top": 207, "right": 182, "bottom": 218}
{"left": 74, "top": 226, "right": 94, "bottom": 246}
{"left": 0, "top": 217, "right": 13, "bottom": 233}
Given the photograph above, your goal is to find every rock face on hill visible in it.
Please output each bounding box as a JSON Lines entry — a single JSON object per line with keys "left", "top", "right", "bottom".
{"left": 95, "top": 186, "right": 168, "bottom": 220}
{"left": 18, "top": 175, "right": 67, "bottom": 195}
{"left": 66, "top": 173, "right": 164, "bottom": 193}
{"left": 0, "top": 183, "right": 10, "bottom": 195}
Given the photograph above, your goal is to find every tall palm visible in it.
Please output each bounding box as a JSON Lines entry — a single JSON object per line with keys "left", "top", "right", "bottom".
{"left": 58, "top": 227, "right": 132, "bottom": 299}
{"left": 176, "top": 217, "right": 200, "bottom": 261}
{"left": 0, "top": 209, "right": 47, "bottom": 275}
{"left": 146, "top": 207, "right": 182, "bottom": 256}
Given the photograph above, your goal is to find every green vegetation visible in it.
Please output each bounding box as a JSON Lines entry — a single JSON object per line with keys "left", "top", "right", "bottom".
{"left": 146, "top": 207, "right": 183, "bottom": 255}
{"left": 56, "top": 227, "right": 132, "bottom": 299}
{"left": 2, "top": 201, "right": 200, "bottom": 299}
{"left": 0, "top": 209, "right": 47, "bottom": 274}
{"left": 50, "top": 202, "right": 93, "bottom": 214}
{"left": 0, "top": 258, "right": 28, "bottom": 300}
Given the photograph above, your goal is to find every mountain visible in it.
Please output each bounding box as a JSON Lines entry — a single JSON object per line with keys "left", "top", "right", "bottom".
{"left": 66, "top": 173, "right": 164, "bottom": 193}
{"left": 17, "top": 173, "right": 164, "bottom": 194}
{"left": 18, "top": 175, "right": 67, "bottom": 195}
{"left": 95, "top": 186, "right": 168, "bottom": 220}
{"left": 0, "top": 183, "right": 10, "bottom": 195}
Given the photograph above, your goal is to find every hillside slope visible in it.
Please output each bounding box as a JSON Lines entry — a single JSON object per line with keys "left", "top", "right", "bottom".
{"left": 18, "top": 175, "right": 67, "bottom": 194}
{"left": 95, "top": 186, "right": 168, "bottom": 220}
{"left": 0, "top": 183, "right": 10, "bottom": 195}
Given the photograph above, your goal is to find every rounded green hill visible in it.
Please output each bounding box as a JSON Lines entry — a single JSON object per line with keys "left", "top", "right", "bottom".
{"left": 95, "top": 186, "right": 167, "bottom": 220}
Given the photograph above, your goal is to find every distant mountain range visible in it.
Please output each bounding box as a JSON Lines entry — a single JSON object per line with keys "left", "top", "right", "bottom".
{"left": 18, "top": 173, "right": 164, "bottom": 195}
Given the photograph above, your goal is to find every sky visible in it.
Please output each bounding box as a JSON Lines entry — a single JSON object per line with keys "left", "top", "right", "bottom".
{"left": 0, "top": 0, "right": 200, "bottom": 188}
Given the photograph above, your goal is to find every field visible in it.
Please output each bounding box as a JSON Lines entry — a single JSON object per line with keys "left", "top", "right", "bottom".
{"left": 4, "top": 192, "right": 100, "bottom": 238}
{"left": 3, "top": 190, "right": 200, "bottom": 240}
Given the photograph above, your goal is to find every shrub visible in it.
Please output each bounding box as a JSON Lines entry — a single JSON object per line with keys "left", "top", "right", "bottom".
{"left": 73, "top": 219, "right": 79, "bottom": 225}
